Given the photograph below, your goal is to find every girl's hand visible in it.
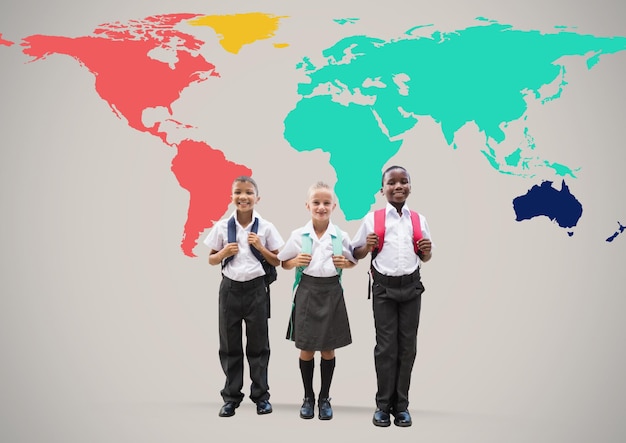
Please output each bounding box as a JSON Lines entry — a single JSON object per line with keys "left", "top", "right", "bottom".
{"left": 294, "top": 253, "right": 312, "bottom": 267}
{"left": 332, "top": 255, "right": 350, "bottom": 269}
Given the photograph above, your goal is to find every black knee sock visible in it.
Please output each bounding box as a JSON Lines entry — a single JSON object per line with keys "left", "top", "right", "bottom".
{"left": 319, "top": 357, "right": 336, "bottom": 399}
{"left": 299, "top": 358, "right": 315, "bottom": 399}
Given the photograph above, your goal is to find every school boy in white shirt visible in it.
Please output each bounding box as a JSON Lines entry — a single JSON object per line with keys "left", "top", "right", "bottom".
{"left": 204, "top": 176, "right": 284, "bottom": 418}
{"left": 352, "top": 166, "right": 433, "bottom": 428}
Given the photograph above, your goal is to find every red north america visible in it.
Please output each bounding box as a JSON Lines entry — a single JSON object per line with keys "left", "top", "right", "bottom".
{"left": 20, "top": 14, "right": 252, "bottom": 257}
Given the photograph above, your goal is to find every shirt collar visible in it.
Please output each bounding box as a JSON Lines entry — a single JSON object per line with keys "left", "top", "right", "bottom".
{"left": 385, "top": 202, "right": 411, "bottom": 218}
{"left": 229, "top": 210, "right": 261, "bottom": 228}
{"left": 303, "top": 220, "right": 338, "bottom": 237}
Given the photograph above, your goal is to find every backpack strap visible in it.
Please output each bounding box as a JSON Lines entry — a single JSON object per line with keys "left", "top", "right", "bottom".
{"left": 372, "top": 208, "right": 386, "bottom": 257}
{"left": 248, "top": 217, "right": 275, "bottom": 316}
{"left": 409, "top": 210, "right": 423, "bottom": 253}
{"left": 222, "top": 216, "right": 237, "bottom": 268}
{"left": 369, "top": 209, "right": 386, "bottom": 298}
{"left": 331, "top": 227, "right": 343, "bottom": 280}
{"left": 287, "top": 232, "right": 312, "bottom": 341}
{"left": 293, "top": 232, "right": 313, "bottom": 291}
{"left": 249, "top": 217, "right": 265, "bottom": 263}
{"left": 302, "top": 232, "right": 313, "bottom": 254}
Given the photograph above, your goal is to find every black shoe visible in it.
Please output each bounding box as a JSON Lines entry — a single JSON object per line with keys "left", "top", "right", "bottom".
{"left": 318, "top": 397, "right": 333, "bottom": 420}
{"left": 372, "top": 408, "right": 391, "bottom": 427}
{"left": 218, "top": 401, "right": 238, "bottom": 417}
{"left": 256, "top": 399, "right": 273, "bottom": 415}
{"left": 392, "top": 410, "right": 412, "bottom": 427}
{"left": 300, "top": 397, "right": 315, "bottom": 419}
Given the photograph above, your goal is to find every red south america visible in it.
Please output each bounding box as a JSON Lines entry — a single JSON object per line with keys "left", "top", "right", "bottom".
{"left": 172, "top": 140, "right": 252, "bottom": 257}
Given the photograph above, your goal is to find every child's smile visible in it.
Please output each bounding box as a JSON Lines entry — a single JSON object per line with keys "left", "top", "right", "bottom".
{"left": 231, "top": 181, "right": 259, "bottom": 213}
{"left": 306, "top": 189, "right": 336, "bottom": 223}
{"left": 382, "top": 168, "right": 411, "bottom": 206}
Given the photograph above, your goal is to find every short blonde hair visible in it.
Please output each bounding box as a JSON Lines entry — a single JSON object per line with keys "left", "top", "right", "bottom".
{"left": 307, "top": 181, "right": 336, "bottom": 202}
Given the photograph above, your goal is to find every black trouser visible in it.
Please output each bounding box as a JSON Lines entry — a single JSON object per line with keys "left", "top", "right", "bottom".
{"left": 371, "top": 268, "right": 424, "bottom": 412}
{"left": 218, "top": 275, "right": 270, "bottom": 404}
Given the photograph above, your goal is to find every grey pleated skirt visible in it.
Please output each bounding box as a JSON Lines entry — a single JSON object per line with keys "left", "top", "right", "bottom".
{"left": 286, "top": 274, "right": 352, "bottom": 351}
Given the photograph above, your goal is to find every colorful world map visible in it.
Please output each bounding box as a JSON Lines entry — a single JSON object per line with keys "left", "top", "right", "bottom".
{"left": 4, "top": 12, "right": 626, "bottom": 256}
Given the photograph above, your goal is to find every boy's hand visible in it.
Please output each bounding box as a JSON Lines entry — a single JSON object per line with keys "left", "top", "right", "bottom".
{"left": 417, "top": 238, "right": 432, "bottom": 255}
{"left": 248, "top": 232, "right": 262, "bottom": 250}
{"left": 222, "top": 242, "right": 239, "bottom": 259}
{"left": 365, "top": 233, "right": 379, "bottom": 251}
{"left": 293, "top": 253, "right": 312, "bottom": 267}
{"left": 353, "top": 233, "right": 379, "bottom": 260}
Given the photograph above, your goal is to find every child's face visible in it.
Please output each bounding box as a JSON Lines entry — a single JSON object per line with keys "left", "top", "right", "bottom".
{"left": 306, "top": 189, "right": 336, "bottom": 223}
{"left": 231, "top": 181, "right": 259, "bottom": 213}
{"left": 382, "top": 168, "right": 411, "bottom": 205}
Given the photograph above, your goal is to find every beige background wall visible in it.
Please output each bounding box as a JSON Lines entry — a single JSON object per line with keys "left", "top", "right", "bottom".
{"left": 1, "top": 1, "right": 625, "bottom": 441}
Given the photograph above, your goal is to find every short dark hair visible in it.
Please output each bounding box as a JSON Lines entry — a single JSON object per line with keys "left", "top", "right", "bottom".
{"left": 232, "top": 176, "right": 259, "bottom": 194}
{"left": 381, "top": 165, "right": 410, "bottom": 185}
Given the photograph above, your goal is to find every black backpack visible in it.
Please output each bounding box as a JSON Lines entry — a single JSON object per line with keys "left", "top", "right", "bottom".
{"left": 223, "top": 216, "right": 278, "bottom": 288}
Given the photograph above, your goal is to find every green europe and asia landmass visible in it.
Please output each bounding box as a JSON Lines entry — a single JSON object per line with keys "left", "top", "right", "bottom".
{"left": 1, "top": 12, "right": 625, "bottom": 257}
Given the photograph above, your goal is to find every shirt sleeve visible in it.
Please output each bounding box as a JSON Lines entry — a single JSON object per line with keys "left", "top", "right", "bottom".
{"left": 203, "top": 221, "right": 226, "bottom": 251}
{"left": 350, "top": 212, "right": 374, "bottom": 249}
{"left": 277, "top": 230, "right": 301, "bottom": 261}
{"left": 420, "top": 214, "right": 434, "bottom": 246}
{"left": 263, "top": 222, "right": 285, "bottom": 251}
{"left": 340, "top": 230, "right": 357, "bottom": 263}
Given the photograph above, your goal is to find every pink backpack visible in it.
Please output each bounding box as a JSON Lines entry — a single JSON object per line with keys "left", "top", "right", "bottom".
{"left": 373, "top": 208, "right": 423, "bottom": 255}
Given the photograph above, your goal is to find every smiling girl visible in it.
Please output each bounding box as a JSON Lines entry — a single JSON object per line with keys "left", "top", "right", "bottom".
{"left": 278, "top": 181, "right": 356, "bottom": 421}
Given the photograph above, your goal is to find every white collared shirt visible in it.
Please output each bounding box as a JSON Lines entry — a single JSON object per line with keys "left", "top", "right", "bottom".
{"left": 278, "top": 220, "right": 356, "bottom": 278}
{"left": 203, "top": 210, "right": 284, "bottom": 282}
{"left": 351, "top": 203, "right": 433, "bottom": 277}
